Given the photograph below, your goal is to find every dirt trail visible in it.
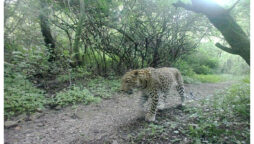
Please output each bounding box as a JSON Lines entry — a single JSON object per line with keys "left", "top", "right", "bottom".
{"left": 4, "top": 82, "right": 232, "bottom": 144}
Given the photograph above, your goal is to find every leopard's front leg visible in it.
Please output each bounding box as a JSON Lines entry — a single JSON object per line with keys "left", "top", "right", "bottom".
{"left": 145, "top": 90, "right": 158, "bottom": 122}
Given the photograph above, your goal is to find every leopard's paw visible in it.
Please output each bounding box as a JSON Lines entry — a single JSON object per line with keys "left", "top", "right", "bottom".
{"left": 145, "top": 113, "right": 156, "bottom": 122}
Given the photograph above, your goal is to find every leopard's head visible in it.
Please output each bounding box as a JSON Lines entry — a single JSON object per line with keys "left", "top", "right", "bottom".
{"left": 121, "top": 69, "right": 150, "bottom": 94}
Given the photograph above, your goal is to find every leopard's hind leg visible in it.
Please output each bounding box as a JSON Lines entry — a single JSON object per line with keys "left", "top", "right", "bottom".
{"left": 175, "top": 71, "right": 185, "bottom": 105}
{"left": 145, "top": 90, "right": 159, "bottom": 122}
{"left": 176, "top": 84, "right": 185, "bottom": 105}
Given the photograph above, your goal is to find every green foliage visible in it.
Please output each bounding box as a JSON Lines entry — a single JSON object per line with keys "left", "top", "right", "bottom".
{"left": 173, "top": 59, "right": 195, "bottom": 76}
{"left": 186, "top": 80, "right": 250, "bottom": 143}
{"left": 7, "top": 46, "right": 51, "bottom": 80}
{"left": 192, "top": 74, "right": 226, "bottom": 83}
{"left": 185, "top": 52, "right": 219, "bottom": 74}
{"left": 193, "top": 65, "right": 211, "bottom": 74}
{"left": 56, "top": 66, "right": 91, "bottom": 82}
{"left": 242, "top": 75, "right": 250, "bottom": 83}
{"left": 191, "top": 74, "right": 246, "bottom": 83}
{"left": 51, "top": 85, "right": 101, "bottom": 107}
{"left": 183, "top": 74, "right": 245, "bottom": 84}
{"left": 4, "top": 64, "right": 46, "bottom": 119}
{"left": 87, "top": 77, "right": 121, "bottom": 99}
{"left": 182, "top": 76, "right": 200, "bottom": 84}
{"left": 131, "top": 123, "right": 165, "bottom": 142}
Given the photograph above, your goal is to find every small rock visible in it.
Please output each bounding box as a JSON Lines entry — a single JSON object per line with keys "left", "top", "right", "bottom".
{"left": 5, "top": 121, "right": 18, "bottom": 128}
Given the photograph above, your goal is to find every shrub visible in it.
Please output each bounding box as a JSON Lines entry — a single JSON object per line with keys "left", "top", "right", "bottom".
{"left": 183, "top": 51, "right": 219, "bottom": 75}
{"left": 87, "top": 77, "right": 121, "bottom": 98}
{"left": 56, "top": 66, "right": 91, "bottom": 82}
{"left": 11, "top": 48, "right": 50, "bottom": 78}
{"left": 4, "top": 64, "right": 46, "bottom": 119}
{"left": 193, "top": 65, "right": 211, "bottom": 74}
{"left": 51, "top": 86, "right": 101, "bottom": 107}
{"left": 173, "top": 60, "right": 195, "bottom": 76}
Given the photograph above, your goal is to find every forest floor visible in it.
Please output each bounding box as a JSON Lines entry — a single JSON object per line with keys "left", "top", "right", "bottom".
{"left": 4, "top": 81, "right": 233, "bottom": 144}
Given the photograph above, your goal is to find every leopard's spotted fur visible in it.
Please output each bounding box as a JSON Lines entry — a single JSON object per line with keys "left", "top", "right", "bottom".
{"left": 121, "top": 67, "right": 185, "bottom": 121}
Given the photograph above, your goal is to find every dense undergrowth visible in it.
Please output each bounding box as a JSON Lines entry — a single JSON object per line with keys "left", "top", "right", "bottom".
{"left": 119, "top": 77, "right": 250, "bottom": 143}
{"left": 4, "top": 68, "right": 46, "bottom": 119}
{"left": 4, "top": 68, "right": 121, "bottom": 119}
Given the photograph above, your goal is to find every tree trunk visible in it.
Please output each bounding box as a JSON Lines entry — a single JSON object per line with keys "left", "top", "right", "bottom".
{"left": 73, "top": 0, "right": 85, "bottom": 66}
{"left": 39, "top": 0, "right": 56, "bottom": 62}
{"left": 150, "top": 38, "right": 161, "bottom": 67}
{"left": 173, "top": 0, "right": 250, "bottom": 65}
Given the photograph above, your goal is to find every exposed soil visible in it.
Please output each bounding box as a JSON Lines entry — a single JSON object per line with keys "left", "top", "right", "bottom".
{"left": 4, "top": 82, "right": 232, "bottom": 144}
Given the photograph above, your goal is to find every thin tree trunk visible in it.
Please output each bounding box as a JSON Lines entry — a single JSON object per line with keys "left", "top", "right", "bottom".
{"left": 73, "top": 0, "right": 85, "bottom": 66}
{"left": 39, "top": 0, "right": 56, "bottom": 62}
{"left": 151, "top": 38, "right": 161, "bottom": 67}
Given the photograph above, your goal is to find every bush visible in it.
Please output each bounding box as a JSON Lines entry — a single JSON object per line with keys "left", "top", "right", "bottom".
{"left": 182, "top": 50, "right": 219, "bottom": 75}
{"left": 87, "top": 77, "right": 121, "bottom": 98}
{"left": 193, "top": 65, "right": 211, "bottom": 74}
{"left": 56, "top": 66, "right": 91, "bottom": 82}
{"left": 173, "top": 60, "right": 195, "bottom": 76}
{"left": 11, "top": 48, "right": 50, "bottom": 78}
{"left": 4, "top": 64, "right": 46, "bottom": 119}
{"left": 51, "top": 86, "right": 101, "bottom": 107}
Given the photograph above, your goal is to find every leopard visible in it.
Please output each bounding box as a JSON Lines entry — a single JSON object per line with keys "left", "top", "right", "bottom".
{"left": 121, "top": 67, "right": 185, "bottom": 122}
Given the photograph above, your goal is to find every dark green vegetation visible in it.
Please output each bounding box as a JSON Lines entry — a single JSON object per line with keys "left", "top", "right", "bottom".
{"left": 116, "top": 78, "right": 250, "bottom": 143}
{"left": 4, "top": 0, "right": 250, "bottom": 143}
{"left": 4, "top": 68, "right": 120, "bottom": 119}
